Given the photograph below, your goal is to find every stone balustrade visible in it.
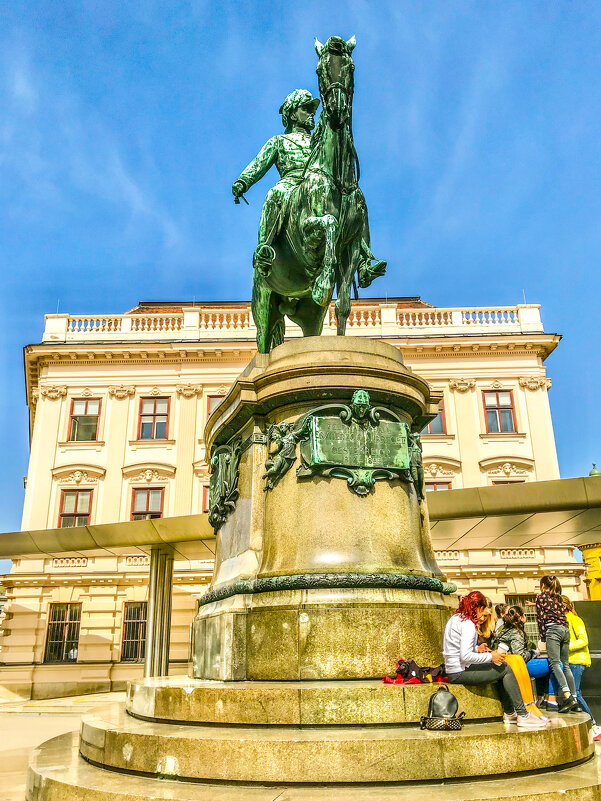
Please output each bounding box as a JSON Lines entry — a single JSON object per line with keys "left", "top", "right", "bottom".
{"left": 42, "top": 302, "right": 544, "bottom": 343}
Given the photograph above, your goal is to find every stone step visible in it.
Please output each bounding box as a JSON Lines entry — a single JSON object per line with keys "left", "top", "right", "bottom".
{"left": 79, "top": 704, "right": 594, "bottom": 784}
{"left": 126, "top": 675, "right": 503, "bottom": 725}
{"left": 28, "top": 731, "right": 601, "bottom": 801}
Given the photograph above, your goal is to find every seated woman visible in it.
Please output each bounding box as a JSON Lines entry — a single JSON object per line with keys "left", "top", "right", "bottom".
{"left": 477, "top": 597, "right": 496, "bottom": 648}
{"left": 491, "top": 605, "right": 548, "bottom": 719}
{"left": 492, "top": 606, "right": 550, "bottom": 678}
{"left": 443, "top": 590, "right": 546, "bottom": 729}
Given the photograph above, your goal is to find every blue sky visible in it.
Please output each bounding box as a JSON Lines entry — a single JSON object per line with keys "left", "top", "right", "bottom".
{"left": 1, "top": 1, "right": 601, "bottom": 560}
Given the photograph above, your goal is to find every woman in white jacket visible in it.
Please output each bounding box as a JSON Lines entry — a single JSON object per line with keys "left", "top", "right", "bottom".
{"left": 443, "top": 590, "right": 546, "bottom": 729}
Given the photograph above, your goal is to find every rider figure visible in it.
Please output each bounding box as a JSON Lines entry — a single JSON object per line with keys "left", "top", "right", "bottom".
{"left": 231, "top": 89, "right": 319, "bottom": 276}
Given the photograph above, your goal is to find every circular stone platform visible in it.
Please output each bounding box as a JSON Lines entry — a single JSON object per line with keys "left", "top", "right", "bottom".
{"left": 79, "top": 705, "right": 593, "bottom": 784}
{"left": 126, "top": 676, "right": 503, "bottom": 725}
{"left": 26, "top": 731, "right": 601, "bottom": 801}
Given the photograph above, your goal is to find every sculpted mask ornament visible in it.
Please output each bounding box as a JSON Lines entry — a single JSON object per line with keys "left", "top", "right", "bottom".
{"left": 449, "top": 378, "right": 476, "bottom": 393}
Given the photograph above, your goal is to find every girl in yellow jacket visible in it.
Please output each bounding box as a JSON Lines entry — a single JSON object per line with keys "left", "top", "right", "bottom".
{"left": 548, "top": 596, "right": 600, "bottom": 740}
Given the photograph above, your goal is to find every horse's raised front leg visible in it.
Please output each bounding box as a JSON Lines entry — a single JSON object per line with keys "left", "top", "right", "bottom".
{"left": 304, "top": 213, "right": 337, "bottom": 307}
{"left": 251, "top": 270, "right": 284, "bottom": 354}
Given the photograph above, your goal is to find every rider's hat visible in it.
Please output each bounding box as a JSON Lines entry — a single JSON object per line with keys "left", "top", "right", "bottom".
{"left": 279, "top": 89, "right": 320, "bottom": 129}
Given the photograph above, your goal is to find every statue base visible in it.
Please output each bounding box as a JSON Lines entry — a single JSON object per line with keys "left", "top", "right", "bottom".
{"left": 191, "top": 336, "right": 452, "bottom": 681}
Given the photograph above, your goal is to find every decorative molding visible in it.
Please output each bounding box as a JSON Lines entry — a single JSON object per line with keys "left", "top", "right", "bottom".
{"left": 448, "top": 378, "right": 476, "bottom": 393}
{"left": 518, "top": 376, "right": 552, "bottom": 392}
{"left": 109, "top": 385, "right": 135, "bottom": 399}
{"left": 76, "top": 387, "right": 93, "bottom": 397}
{"left": 479, "top": 456, "right": 534, "bottom": 473}
{"left": 125, "top": 555, "right": 150, "bottom": 567}
{"left": 122, "top": 463, "right": 176, "bottom": 483}
{"left": 52, "top": 557, "right": 88, "bottom": 569}
{"left": 52, "top": 465, "right": 106, "bottom": 484}
{"left": 424, "top": 462, "right": 456, "bottom": 478}
{"left": 479, "top": 457, "right": 534, "bottom": 477}
{"left": 176, "top": 384, "right": 203, "bottom": 398}
{"left": 435, "top": 550, "right": 460, "bottom": 561}
{"left": 37, "top": 385, "right": 68, "bottom": 401}
{"left": 498, "top": 548, "right": 535, "bottom": 560}
{"left": 148, "top": 386, "right": 163, "bottom": 396}
{"left": 198, "top": 572, "right": 457, "bottom": 607}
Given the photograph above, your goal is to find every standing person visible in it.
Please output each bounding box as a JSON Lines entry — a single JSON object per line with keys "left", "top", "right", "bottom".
{"left": 547, "top": 597, "right": 601, "bottom": 739}
{"left": 494, "top": 603, "right": 508, "bottom": 631}
{"left": 536, "top": 576, "right": 578, "bottom": 712}
{"left": 443, "top": 590, "right": 546, "bottom": 728}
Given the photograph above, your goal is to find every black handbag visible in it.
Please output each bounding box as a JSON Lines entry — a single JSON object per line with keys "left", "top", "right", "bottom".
{"left": 419, "top": 685, "right": 466, "bottom": 731}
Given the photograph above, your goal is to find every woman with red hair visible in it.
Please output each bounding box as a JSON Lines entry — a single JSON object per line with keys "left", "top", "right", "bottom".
{"left": 443, "top": 591, "right": 546, "bottom": 729}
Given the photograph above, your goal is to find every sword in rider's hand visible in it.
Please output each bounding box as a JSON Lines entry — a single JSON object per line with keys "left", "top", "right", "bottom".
{"left": 234, "top": 193, "right": 249, "bottom": 205}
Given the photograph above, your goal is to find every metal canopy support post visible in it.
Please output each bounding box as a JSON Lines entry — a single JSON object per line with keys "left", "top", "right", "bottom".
{"left": 144, "top": 545, "right": 174, "bottom": 678}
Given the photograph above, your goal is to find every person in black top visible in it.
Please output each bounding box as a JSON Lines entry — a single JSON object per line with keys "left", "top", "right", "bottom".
{"left": 535, "top": 576, "right": 579, "bottom": 712}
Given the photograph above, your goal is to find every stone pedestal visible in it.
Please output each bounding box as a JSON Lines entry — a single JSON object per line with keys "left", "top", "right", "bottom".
{"left": 192, "top": 337, "right": 453, "bottom": 681}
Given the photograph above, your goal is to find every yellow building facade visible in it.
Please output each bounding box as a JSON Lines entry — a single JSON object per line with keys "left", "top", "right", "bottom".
{"left": 0, "top": 297, "right": 587, "bottom": 699}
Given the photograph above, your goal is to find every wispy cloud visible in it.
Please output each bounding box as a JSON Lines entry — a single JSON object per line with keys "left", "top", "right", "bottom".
{"left": 0, "top": 37, "right": 182, "bottom": 250}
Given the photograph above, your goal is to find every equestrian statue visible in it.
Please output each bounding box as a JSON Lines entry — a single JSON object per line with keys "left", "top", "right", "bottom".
{"left": 232, "top": 35, "right": 387, "bottom": 353}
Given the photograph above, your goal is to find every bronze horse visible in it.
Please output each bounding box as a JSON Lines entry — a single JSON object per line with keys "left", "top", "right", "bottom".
{"left": 251, "top": 35, "right": 386, "bottom": 353}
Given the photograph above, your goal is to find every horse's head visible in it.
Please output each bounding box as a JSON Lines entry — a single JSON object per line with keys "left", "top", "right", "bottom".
{"left": 314, "top": 35, "right": 356, "bottom": 130}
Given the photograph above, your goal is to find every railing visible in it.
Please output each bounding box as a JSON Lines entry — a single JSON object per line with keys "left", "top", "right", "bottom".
{"left": 42, "top": 303, "right": 544, "bottom": 343}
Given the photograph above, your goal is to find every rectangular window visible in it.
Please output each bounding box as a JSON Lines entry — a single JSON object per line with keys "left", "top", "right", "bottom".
{"left": 423, "top": 399, "right": 446, "bottom": 434}
{"left": 44, "top": 602, "right": 81, "bottom": 663}
{"left": 131, "top": 487, "right": 164, "bottom": 521}
{"left": 121, "top": 602, "right": 147, "bottom": 662}
{"left": 138, "top": 398, "right": 169, "bottom": 440}
{"left": 208, "top": 395, "right": 224, "bottom": 416}
{"left": 483, "top": 390, "right": 516, "bottom": 434}
{"left": 505, "top": 594, "right": 537, "bottom": 642}
{"left": 425, "top": 481, "right": 452, "bottom": 492}
{"left": 59, "top": 489, "right": 92, "bottom": 527}
{"left": 69, "top": 398, "right": 100, "bottom": 441}
{"left": 492, "top": 480, "right": 526, "bottom": 485}
{"left": 202, "top": 485, "right": 210, "bottom": 513}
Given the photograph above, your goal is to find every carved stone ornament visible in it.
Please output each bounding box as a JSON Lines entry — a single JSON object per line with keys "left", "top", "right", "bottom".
{"left": 37, "top": 385, "right": 68, "bottom": 401}
{"left": 208, "top": 440, "right": 242, "bottom": 530}
{"left": 518, "top": 376, "right": 552, "bottom": 392}
{"left": 53, "top": 465, "right": 105, "bottom": 484}
{"left": 489, "top": 462, "right": 529, "bottom": 477}
{"left": 488, "top": 380, "right": 504, "bottom": 390}
{"left": 58, "top": 471, "right": 94, "bottom": 485}
{"left": 109, "top": 385, "right": 135, "bottom": 399}
{"left": 448, "top": 378, "right": 476, "bottom": 393}
{"left": 123, "top": 464, "right": 176, "bottom": 484}
{"left": 149, "top": 387, "right": 163, "bottom": 396}
{"left": 263, "top": 390, "right": 414, "bottom": 498}
{"left": 176, "top": 384, "right": 203, "bottom": 398}
{"left": 425, "top": 463, "right": 454, "bottom": 478}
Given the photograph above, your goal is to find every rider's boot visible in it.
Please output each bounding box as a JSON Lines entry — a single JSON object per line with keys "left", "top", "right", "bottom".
{"left": 358, "top": 239, "right": 387, "bottom": 288}
{"left": 253, "top": 243, "right": 276, "bottom": 277}
{"left": 253, "top": 197, "right": 281, "bottom": 277}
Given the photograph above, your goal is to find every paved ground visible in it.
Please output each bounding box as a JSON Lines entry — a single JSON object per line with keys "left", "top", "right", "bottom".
{"left": 0, "top": 692, "right": 125, "bottom": 801}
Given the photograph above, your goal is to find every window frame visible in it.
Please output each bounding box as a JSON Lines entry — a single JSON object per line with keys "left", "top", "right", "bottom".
{"left": 492, "top": 479, "right": 526, "bottom": 485}
{"left": 137, "top": 396, "right": 171, "bottom": 441}
{"left": 68, "top": 397, "right": 102, "bottom": 442}
{"left": 207, "top": 394, "right": 224, "bottom": 418}
{"left": 482, "top": 389, "right": 517, "bottom": 434}
{"left": 43, "top": 602, "right": 82, "bottom": 664}
{"left": 425, "top": 481, "right": 452, "bottom": 492}
{"left": 130, "top": 486, "right": 165, "bottom": 521}
{"left": 423, "top": 398, "right": 446, "bottom": 435}
{"left": 120, "top": 601, "right": 147, "bottom": 662}
{"left": 58, "top": 488, "right": 93, "bottom": 528}
{"left": 505, "top": 594, "right": 538, "bottom": 643}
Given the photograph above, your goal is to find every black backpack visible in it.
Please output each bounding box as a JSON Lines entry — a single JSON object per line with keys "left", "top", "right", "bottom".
{"left": 419, "top": 685, "right": 465, "bottom": 731}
